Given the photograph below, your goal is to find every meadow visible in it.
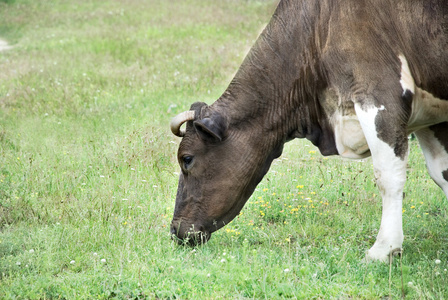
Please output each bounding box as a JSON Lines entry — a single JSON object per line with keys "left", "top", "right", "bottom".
{"left": 1, "top": 0, "right": 447, "bottom": 298}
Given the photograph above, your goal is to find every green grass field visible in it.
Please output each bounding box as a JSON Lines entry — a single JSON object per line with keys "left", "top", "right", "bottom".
{"left": 1, "top": 0, "right": 447, "bottom": 298}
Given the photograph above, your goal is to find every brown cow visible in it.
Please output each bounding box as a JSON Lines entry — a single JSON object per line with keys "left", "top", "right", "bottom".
{"left": 170, "top": 0, "right": 448, "bottom": 262}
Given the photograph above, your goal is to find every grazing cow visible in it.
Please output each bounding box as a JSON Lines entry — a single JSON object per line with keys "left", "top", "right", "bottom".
{"left": 169, "top": 0, "right": 448, "bottom": 262}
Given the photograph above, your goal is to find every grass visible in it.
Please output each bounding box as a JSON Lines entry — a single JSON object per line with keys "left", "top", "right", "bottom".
{"left": 0, "top": 0, "right": 447, "bottom": 299}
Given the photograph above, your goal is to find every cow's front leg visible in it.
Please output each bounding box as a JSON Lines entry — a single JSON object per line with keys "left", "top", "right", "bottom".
{"left": 354, "top": 103, "right": 409, "bottom": 262}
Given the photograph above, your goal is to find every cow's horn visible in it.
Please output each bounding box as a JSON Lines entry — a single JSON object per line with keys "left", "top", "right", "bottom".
{"left": 170, "top": 111, "right": 195, "bottom": 137}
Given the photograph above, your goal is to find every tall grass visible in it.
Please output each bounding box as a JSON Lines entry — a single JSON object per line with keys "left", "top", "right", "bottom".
{"left": 1, "top": 0, "right": 447, "bottom": 299}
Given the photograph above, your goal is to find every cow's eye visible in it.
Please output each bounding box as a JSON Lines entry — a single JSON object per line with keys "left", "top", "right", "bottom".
{"left": 182, "top": 156, "right": 194, "bottom": 168}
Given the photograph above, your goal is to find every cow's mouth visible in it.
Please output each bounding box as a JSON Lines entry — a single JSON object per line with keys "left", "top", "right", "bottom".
{"left": 170, "top": 220, "right": 211, "bottom": 246}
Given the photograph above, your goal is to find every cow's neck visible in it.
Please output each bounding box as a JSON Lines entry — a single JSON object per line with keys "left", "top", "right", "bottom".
{"left": 212, "top": 0, "right": 337, "bottom": 156}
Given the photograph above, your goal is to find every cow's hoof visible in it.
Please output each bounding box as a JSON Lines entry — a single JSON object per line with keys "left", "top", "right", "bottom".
{"left": 365, "top": 245, "right": 403, "bottom": 263}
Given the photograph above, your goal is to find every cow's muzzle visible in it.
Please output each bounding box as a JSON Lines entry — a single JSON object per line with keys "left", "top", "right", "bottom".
{"left": 170, "top": 220, "right": 211, "bottom": 246}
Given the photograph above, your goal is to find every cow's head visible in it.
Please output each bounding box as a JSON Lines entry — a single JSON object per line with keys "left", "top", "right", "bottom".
{"left": 169, "top": 101, "right": 282, "bottom": 245}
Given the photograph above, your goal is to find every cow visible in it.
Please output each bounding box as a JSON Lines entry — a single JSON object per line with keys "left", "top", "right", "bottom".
{"left": 169, "top": 0, "right": 448, "bottom": 262}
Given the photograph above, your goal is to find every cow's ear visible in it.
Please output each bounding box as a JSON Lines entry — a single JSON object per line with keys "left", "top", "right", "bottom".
{"left": 194, "top": 115, "right": 227, "bottom": 142}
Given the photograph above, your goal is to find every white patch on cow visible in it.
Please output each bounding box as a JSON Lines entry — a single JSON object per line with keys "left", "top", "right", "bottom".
{"left": 354, "top": 104, "right": 407, "bottom": 262}
{"left": 378, "top": 105, "right": 385, "bottom": 111}
{"left": 399, "top": 53, "right": 448, "bottom": 132}
{"left": 415, "top": 128, "right": 448, "bottom": 196}
{"left": 398, "top": 54, "right": 415, "bottom": 95}
{"left": 408, "top": 87, "right": 448, "bottom": 132}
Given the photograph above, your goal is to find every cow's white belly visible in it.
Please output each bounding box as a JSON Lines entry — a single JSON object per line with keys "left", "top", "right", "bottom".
{"left": 400, "top": 54, "right": 448, "bottom": 131}
{"left": 407, "top": 87, "right": 448, "bottom": 132}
